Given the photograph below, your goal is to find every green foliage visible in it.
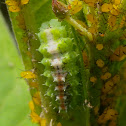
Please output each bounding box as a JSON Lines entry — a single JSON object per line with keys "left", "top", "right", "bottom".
{"left": 0, "top": 12, "right": 37, "bottom": 126}
{"left": 4, "top": 0, "right": 126, "bottom": 126}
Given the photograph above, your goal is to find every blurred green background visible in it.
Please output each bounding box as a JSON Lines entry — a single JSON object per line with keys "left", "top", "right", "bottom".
{"left": 0, "top": 1, "right": 37, "bottom": 126}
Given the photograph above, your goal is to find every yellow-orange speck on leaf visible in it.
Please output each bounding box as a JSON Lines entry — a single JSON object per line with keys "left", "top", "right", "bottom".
{"left": 90, "top": 76, "right": 97, "bottom": 83}
{"left": 101, "top": 3, "right": 113, "bottom": 12}
{"left": 57, "top": 122, "right": 62, "bottom": 126}
{"left": 96, "top": 59, "right": 105, "bottom": 68}
{"left": 96, "top": 44, "right": 103, "bottom": 50}
{"left": 29, "top": 101, "right": 34, "bottom": 111}
{"left": 21, "top": 0, "right": 30, "bottom": 5}
{"left": 30, "top": 111, "right": 41, "bottom": 123}
{"left": 9, "top": 6, "right": 20, "bottom": 12}
{"left": 40, "top": 118, "right": 46, "bottom": 126}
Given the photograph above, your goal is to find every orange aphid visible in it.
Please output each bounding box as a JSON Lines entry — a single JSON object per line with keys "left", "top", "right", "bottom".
{"left": 96, "top": 44, "right": 103, "bottom": 50}
{"left": 57, "top": 122, "right": 62, "bottom": 126}
{"left": 29, "top": 82, "right": 38, "bottom": 88}
{"left": 101, "top": 72, "right": 112, "bottom": 80}
{"left": 98, "top": 108, "right": 118, "bottom": 124}
{"left": 108, "top": 15, "right": 117, "bottom": 27}
{"left": 114, "top": 0, "right": 121, "bottom": 5}
{"left": 5, "top": 0, "right": 18, "bottom": 6}
{"left": 83, "top": 0, "right": 97, "bottom": 7}
{"left": 112, "top": 75, "right": 120, "bottom": 84}
{"left": 9, "top": 6, "right": 20, "bottom": 12}
{"left": 101, "top": 3, "right": 113, "bottom": 12}
{"left": 20, "top": 71, "right": 36, "bottom": 79}
{"left": 16, "top": 13, "right": 26, "bottom": 30}
{"left": 90, "top": 76, "right": 97, "bottom": 83}
{"left": 102, "top": 80, "right": 114, "bottom": 93}
{"left": 40, "top": 118, "right": 46, "bottom": 126}
{"left": 110, "top": 8, "right": 119, "bottom": 15}
{"left": 96, "top": 59, "right": 105, "bottom": 68}
{"left": 68, "top": 4, "right": 72, "bottom": 10}
{"left": 30, "top": 111, "right": 41, "bottom": 123}
{"left": 88, "top": 25, "right": 97, "bottom": 34}
{"left": 33, "top": 92, "right": 41, "bottom": 106}
{"left": 29, "top": 101, "right": 35, "bottom": 111}
{"left": 21, "top": 0, "right": 29, "bottom": 5}
{"left": 110, "top": 45, "right": 126, "bottom": 61}
{"left": 87, "top": 14, "right": 95, "bottom": 24}
{"left": 102, "top": 67, "right": 108, "bottom": 73}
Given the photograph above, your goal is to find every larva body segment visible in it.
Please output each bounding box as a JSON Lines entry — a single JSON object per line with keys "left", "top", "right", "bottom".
{"left": 38, "top": 19, "right": 82, "bottom": 112}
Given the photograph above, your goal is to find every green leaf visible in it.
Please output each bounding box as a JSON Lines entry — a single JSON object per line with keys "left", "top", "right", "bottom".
{"left": 0, "top": 12, "right": 37, "bottom": 126}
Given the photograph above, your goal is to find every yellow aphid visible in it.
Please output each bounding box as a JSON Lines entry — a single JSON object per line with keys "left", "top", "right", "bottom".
{"left": 102, "top": 80, "right": 114, "bottom": 93}
{"left": 29, "top": 101, "right": 34, "bottom": 111}
{"left": 114, "top": 0, "right": 121, "bottom": 5}
{"left": 29, "top": 82, "right": 38, "bottom": 88}
{"left": 5, "top": 0, "right": 18, "bottom": 6}
{"left": 40, "top": 118, "right": 46, "bottom": 126}
{"left": 108, "top": 15, "right": 117, "bottom": 27}
{"left": 110, "top": 45, "right": 126, "bottom": 61}
{"left": 9, "top": 6, "right": 20, "bottom": 12}
{"left": 101, "top": 3, "right": 113, "bottom": 12}
{"left": 90, "top": 76, "right": 97, "bottom": 83}
{"left": 113, "top": 4, "right": 118, "bottom": 9}
{"left": 110, "top": 8, "right": 119, "bottom": 15}
{"left": 87, "top": 14, "right": 95, "bottom": 24}
{"left": 83, "top": 0, "right": 97, "bottom": 7}
{"left": 112, "top": 75, "right": 120, "bottom": 84}
{"left": 88, "top": 26, "right": 97, "bottom": 34}
{"left": 96, "top": 44, "right": 103, "bottom": 50}
{"left": 96, "top": 59, "right": 105, "bottom": 68}
{"left": 21, "top": 0, "right": 29, "bottom": 5}
{"left": 30, "top": 111, "right": 41, "bottom": 123}
{"left": 68, "top": 0, "right": 83, "bottom": 15}
{"left": 104, "top": 109, "right": 118, "bottom": 121}
{"left": 20, "top": 71, "right": 36, "bottom": 79}
{"left": 98, "top": 108, "right": 118, "bottom": 124}
{"left": 102, "top": 67, "right": 108, "bottom": 73}
{"left": 33, "top": 92, "right": 41, "bottom": 106}
{"left": 101, "top": 72, "right": 112, "bottom": 80}
{"left": 120, "top": 16, "right": 126, "bottom": 28}
{"left": 57, "top": 122, "right": 62, "bottom": 126}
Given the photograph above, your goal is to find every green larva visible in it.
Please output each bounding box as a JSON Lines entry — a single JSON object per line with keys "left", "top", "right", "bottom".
{"left": 38, "top": 19, "right": 84, "bottom": 112}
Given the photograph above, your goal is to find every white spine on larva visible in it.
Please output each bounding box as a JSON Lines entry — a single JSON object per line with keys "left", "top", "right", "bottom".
{"left": 53, "top": 75, "right": 66, "bottom": 82}
{"left": 44, "top": 29, "right": 59, "bottom": 54}
{"left": 51, "top": 58, "right": 62, "bottom": 68}
{"left": 56, "top": 96, "right": 67, "bottom": 100}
